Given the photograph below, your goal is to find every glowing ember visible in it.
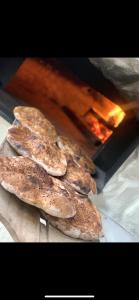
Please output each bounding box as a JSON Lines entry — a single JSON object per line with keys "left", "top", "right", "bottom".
{"left": 89, "top": 91, "right": 126, "bottom": 128}
{"left": 108, "top": 106, "right": 125, "bottom": 128}
{"left": 85, "top": 113, "right": 112, "bottom": 143}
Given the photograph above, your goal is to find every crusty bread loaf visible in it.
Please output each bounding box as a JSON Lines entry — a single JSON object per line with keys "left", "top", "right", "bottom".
{"left": 62, "top": 157, "right": 97, "bottom": 195}
{"left": 14, "top": 106, "right": 57, "bottom": 142}
{"left": 0, "top": 156, "right": 76, "bottom": 218}
{"left": 7, "top": 124, "right": 67, "bottom": 177}
{"left": 57, "top": 135, "right": 96, "bottom": 173}
{"left": 42, "top": 194, "right": 102, "bottom": 241}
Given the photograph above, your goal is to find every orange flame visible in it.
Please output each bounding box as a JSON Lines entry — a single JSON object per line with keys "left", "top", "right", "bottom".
{"left": 85, "top": 102, "right": 126, "bottom": 143}
{"left": 108, "top": 106, "right": 125, "bottom": 128}
{"left": 85, "top": 113, "right": 112, "bottom": 143}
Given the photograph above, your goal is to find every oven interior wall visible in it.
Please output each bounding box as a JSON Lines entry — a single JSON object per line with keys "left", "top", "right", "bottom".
{"left": 6, "top": 58, "right": 109, "bottom": 156}
{"left": 4, "top": 58, "right": 129, "bottom": 162}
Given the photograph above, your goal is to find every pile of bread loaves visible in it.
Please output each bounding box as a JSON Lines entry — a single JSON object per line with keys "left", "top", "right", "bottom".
{"left": 0, "top": 106, "right": 103, "bottom": 241}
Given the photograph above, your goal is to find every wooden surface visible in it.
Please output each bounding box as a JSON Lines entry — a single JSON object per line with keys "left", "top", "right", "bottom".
{"left": 0, "top": 140, "right": 48, "bottom": 242}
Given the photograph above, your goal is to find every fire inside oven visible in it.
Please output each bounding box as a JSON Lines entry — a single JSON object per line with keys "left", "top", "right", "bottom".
{"left": 5, "top": 58, "right": 138, "bottom": 192}
{"left": 83, "top": 102, "right": 125, "bottom": 144}
{"left": 5, "top": 58, "right": 125, "bottom": 148}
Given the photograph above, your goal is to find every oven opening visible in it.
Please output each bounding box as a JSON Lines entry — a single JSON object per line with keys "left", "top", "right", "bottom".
{"left": 5, "top": 58, "right": 126, "bottom": 154}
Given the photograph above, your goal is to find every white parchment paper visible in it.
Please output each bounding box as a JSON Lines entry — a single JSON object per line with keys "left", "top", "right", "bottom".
{"left": 90, "top": 146, "right": 139, "bottom": 241}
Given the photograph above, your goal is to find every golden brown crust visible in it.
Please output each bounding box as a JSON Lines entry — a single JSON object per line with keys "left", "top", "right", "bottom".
{"left": 7, "top": 125, "right": 67, "bottom": 177}
{"left": 43, "top": 194, "right": 102, "bottom": 241}
{"left": 0, "top": 156, "right": 76, "bottom": 218}
{"left": 62, "top": 157, "right": 97, "bottom": 195}
{"left": 57, "top": 135, "right": 96, "bottom": 173}
{"left": 14, "top": 106, "right": 57, "bottom": 142}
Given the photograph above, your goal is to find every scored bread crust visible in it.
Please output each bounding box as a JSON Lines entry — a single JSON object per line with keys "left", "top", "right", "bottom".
{"left": 42, "top": 194, "right": 103, "bottom": 241}
{"left": 7, "top": 124, "right": 67, "bottom": 177}
{"left": 14, "top": 106, "right": 57, "bottom": 142}
{"left": 62, "top": 157, "right": 97, "bottom": 195}
{"left": 57, "top": 135, "right": 96, "bottom": 173}
{"left": 0, "top": 156, "right": 76, "bottom": 218}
